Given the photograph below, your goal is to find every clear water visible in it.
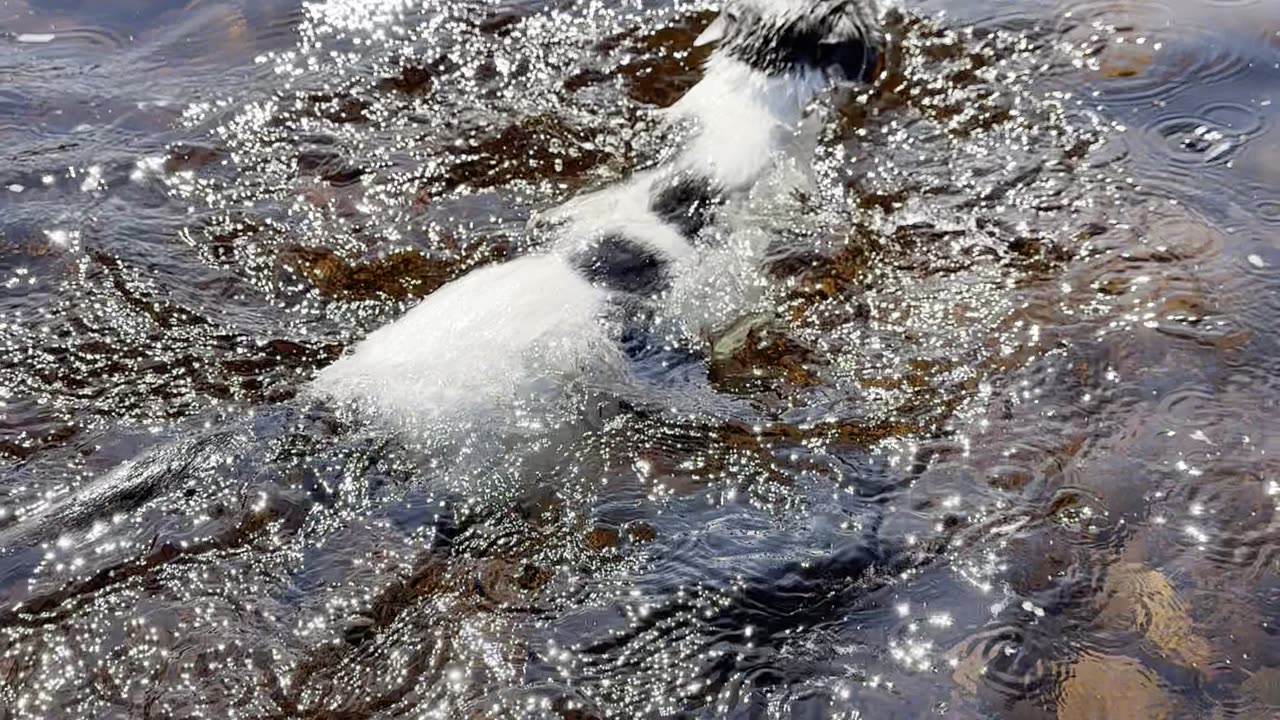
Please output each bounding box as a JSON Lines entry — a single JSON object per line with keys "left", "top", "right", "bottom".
{"left": 1, "top": 0, "right": 1278, "bottom": 717}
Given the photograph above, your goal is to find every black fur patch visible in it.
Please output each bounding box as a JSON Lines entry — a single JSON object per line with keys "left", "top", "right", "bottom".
{"left": 722, "top": 1, "right": 881, "bottom": 82}
{"left": 572, "top": 235, "right": 670, "bottom": 295}
{"left": 649, "top": 173, "right": 720, "bottom": 238}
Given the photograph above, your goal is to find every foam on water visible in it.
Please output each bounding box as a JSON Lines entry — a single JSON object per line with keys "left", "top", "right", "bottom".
{"left": 663, "top": 157, "right": 822, "bottom": 337}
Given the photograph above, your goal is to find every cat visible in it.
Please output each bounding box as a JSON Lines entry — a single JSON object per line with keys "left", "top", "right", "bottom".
{"left": 312, "top": 0, "right": 888, "bottom": 427}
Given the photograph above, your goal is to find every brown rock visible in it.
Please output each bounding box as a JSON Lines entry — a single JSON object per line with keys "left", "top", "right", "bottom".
{"left": 1057, "top": 654, "right": 1175, "bottom": 720}
{"left": 624, "top": 522, "right": 656, "bottom": 544}
{"left": 584, "top": 527, "right": 619, "bottom": 552}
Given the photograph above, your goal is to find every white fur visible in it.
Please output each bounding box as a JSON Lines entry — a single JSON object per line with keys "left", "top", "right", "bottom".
{"left": 542, "top": 169, "right": 694, "bottom": 261}
{"left": 315, "top": 256, "right": 615, "bottom": 425}
{"left": 667, "top": 55, "right": 827, "bottom": 190}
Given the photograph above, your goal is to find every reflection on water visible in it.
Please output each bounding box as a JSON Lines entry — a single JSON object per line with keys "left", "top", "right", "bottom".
{"left": 1, "top": 0, "right": 1279, "bottom": 717}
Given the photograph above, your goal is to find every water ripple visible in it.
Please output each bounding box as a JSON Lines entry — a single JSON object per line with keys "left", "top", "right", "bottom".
{"left": 1, "top": 0, "right": 1279, "bottom": 718}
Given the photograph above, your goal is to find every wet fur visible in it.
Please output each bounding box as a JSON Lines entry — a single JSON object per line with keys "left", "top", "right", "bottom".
{"left": 313, "top": 0, "right": 888, "bottom": 425}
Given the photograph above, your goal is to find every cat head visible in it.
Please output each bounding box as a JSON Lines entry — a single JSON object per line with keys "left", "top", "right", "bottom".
{"left": 696, "top": 0, "right": 887, "bottom": 84}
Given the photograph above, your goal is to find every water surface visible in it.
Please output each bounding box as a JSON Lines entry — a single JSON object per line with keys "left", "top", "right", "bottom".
{"left": 1, "top": 0, "right": 1279, "bottom": 717}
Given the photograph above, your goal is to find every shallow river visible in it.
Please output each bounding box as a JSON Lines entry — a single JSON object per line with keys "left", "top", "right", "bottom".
{"left": 1, "top": 0, "right": 1279, "bottom": 718}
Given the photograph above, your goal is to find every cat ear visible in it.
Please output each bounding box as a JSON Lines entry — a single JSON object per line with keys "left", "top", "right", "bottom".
{"left": 693, "top": 14, "right": 729, "bottom": 46}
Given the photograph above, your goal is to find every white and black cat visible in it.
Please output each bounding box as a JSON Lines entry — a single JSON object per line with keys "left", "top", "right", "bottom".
{"left": 314, "top": 0, "right": 889, "bottom": 426}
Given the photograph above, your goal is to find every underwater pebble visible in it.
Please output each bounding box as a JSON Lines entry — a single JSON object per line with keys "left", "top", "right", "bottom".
{"left": 1247, "top": 254, "right": 1267, "bottom": 269}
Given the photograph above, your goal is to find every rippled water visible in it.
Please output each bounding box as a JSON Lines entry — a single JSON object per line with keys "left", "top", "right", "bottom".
{"left": 1, "top": 0, "right": 1278, "bottom": 717}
